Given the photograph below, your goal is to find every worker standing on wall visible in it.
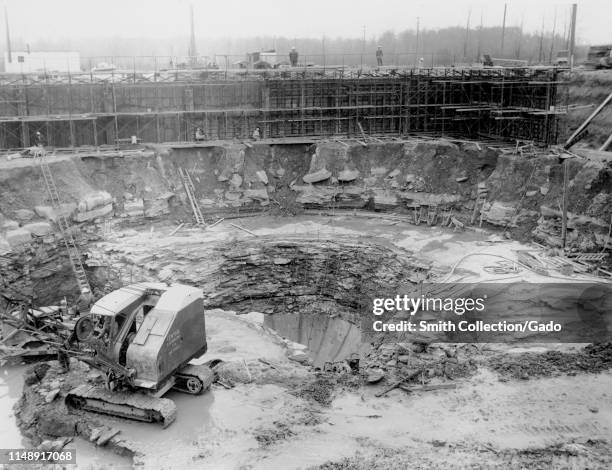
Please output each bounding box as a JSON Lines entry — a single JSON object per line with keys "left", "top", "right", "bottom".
{"left": 376, "top": 46, "right": 384, "bottom": 66}
{"left": 289, "top": 47, "right": 298, "bottom": 67}
{"left": 34, "top": 131, "right": 45, "bottom": 147}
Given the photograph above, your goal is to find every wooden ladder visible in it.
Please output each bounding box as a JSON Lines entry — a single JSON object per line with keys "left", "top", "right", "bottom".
{"left": 178, "top": 167, "right": 205, "bottom": 225}
{"left": 37, "top": 154, "right": 91, "bottom": 294}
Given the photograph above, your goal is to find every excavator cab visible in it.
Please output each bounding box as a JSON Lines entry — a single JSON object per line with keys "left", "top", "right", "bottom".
{"left": 72, "top": 282, "right": 209, "bottom": 391}
{"left": 75, "top": 284, "right": 163, "bottom": 364}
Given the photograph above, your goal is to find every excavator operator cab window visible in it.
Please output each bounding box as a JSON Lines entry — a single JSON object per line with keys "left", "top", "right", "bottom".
{"left": 114, "top": 312, "right": 126, "bottom": 334}
{"left": 90, "top": 314, "right": 112, "bottom": 345}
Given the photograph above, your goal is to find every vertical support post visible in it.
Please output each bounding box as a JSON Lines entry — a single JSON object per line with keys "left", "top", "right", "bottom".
{"left": 300, "top": 81, "right": 305, "bottom": 136}
{"left": 92, "top": 119, "right": 98, "bottom": 147}
{"left": 69, "top": 119, "right": 76, "bottom": 147}
{"left": 156, "top": 114, "right": 161, "bottom": 143}
{"left": 20, "top": 121, "right": 29, "bottom": 147}
{"left": 112, "top": 81, "right": 119, "bottom": 144}
{"left": 561, "top": 158, "right": 569, "bottom": 249}
{"left": 45, "top": 121, "right": 51, "bottom": 147}
{"left": 68, "top": 61, "right": 74, "bottom": 146}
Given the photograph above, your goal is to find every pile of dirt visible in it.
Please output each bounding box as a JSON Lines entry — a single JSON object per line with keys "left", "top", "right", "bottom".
{"left": 254, "top": 422, "right": 296, "bottom": 448}
{"left": 488, "top": 342, "right": 612, "bottom": 380}
{"left": 291, "top": 376, "right": 337, "bottom": 406}
{"left": 360, "top": 342, "right": 479, "bottom": 387}
{"left": 253, "top": 401, "right": 323, "bottom": 449}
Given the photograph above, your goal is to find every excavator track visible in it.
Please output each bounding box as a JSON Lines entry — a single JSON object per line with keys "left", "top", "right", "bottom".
{"left": 65, "top": 384, "right": 177, "bottom": 427}
{"left": 173, "top": 364, "right": 215, "bottom": 395}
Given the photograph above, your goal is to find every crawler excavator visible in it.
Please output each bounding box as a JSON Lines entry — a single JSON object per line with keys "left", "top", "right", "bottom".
{"left": 64, "top": 282, "right": 214, "bottom": 427}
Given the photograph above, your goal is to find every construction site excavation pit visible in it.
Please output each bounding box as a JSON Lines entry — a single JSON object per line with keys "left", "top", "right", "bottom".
{"left": 1, "top": 138, "right": 612, "bottom": 469}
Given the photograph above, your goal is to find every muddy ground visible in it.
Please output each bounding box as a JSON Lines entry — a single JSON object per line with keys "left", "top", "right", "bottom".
{"left": 0, "top": 131, "right": 611, "bottom": 469}
{"left": 4, "top": 216, "right": 611, "bottom": 469}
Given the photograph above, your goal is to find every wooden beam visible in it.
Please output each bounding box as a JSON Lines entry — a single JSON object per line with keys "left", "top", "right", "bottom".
{"left": 20, "top": 121, "right": 29, "bottom": 147}
{"left": 564, "top": 91, "right": 612, "bottom": 150}
{"left": 561, "top": 158, "right": 569, "bottom": 249}
{"left": 599, "top": 132, "right": 612, "bottom": 152}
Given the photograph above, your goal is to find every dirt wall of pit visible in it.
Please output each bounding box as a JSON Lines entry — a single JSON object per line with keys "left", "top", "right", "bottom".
{"left": 1, "top": 140, "right": 610, "bottom": 251}
{"left": 0, "top": 139, "right": 610, "bottom": 304}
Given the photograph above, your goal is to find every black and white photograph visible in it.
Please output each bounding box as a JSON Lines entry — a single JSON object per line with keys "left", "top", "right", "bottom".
{"left": 0, "top": 0, "right": 611, "bottom": 468}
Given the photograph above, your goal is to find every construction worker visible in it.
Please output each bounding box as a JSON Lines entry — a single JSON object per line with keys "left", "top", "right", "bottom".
{"left": 376, "top": 46, "right": 383, "bottom": 66}
{"left": 289, "top": 47, "right": 298, "bottom": 67}
{"left": 59, "top": 297, "right": 68, "bottom": 318}
{"left": 195, "top": 127, "right": 205, "bottom": 141}
{"left": 75, "top": 288, "right": 94, "bottom": 316}
{"left": 252, "top": 127, "right": 261, "bottom": 140}
{"left": 34, "top": 131, "right": 45, "bottom": 147}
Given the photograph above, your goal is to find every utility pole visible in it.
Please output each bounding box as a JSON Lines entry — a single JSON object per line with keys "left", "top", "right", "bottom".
{"left": 568, "top": 3, "right": 577, "bottom": 68}
{"left": 500, "top": 3, "right": 507, "bottom": 57}
{"left": 362, "top": 25, "right": 366, "bottom": 67}
{"left": 548, "top": 7, "right": 557, "bottom": 64}
{"left": 476, "top": 11, "right": 483, "bottom": 62}
{"left": 463, "top": 8, "right": 471, "bottom": 63}
{"left": 362, "top": 25, "right": 366, "bottom": 53}
{"left": 415, "top": 16, "right": 420, "bottom": 65}
{"left": 4, "top": 3, "right": 11, "bottom": 63}
{"left": 516, "top": 14, "right": 524, "bottom": 59}
{"left": 538, "top": 16, "right": 545, "bottom": 63}
{"left": 188, "top": 4, "right": 197, "bottom": 67}
{"left": 322, "top": 34, "right": 326, "bottom": 68}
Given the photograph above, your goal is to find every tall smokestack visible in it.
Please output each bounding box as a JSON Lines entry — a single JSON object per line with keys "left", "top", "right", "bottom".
{"left": 4, "top": 3, "right": 11, "bottom": 63}
{"left": 188, "top": 4, "right": 197, "bottom": 66}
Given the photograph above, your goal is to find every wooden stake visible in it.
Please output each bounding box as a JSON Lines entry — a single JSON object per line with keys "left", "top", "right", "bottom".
{"left": 230, "top": 223, "right": 257, "bottom": 237}
{"left": 561, "top": 159, "right": 569, "bottom": 249}
{"left": 169, "top": 223, "right": 184, "bottom": 236}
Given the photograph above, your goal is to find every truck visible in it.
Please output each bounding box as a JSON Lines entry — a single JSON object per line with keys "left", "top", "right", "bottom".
{"left": 586, "top": 45, "right": 612, "bottom": 69}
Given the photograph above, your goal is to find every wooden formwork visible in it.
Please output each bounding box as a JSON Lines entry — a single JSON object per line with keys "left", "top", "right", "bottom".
{"left": 0, "top": 68, "right": 566, "bottom": 149}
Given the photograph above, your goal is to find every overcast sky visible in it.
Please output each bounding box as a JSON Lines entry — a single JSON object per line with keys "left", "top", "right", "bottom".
{"left": 3, "top": 0, "right": 611, "bottom": 45}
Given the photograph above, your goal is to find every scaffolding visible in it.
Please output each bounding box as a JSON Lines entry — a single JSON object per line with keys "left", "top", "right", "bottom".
{"left": 0, "top": 67, "right": 566, "bottom": 149}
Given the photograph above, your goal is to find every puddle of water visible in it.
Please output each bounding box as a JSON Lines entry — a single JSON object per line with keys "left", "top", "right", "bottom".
{"left": 264, "top": 313, "right": 365, "bottom": 368}
{"left": 109, "top": 387, "right": 217, "bottom": 448}
{"left": 0, "top": 363, "right": 130, "bottom": 469}
{"left": 0, "top": 364, "right": 29, "bottom": 448}
{"left": 97, "top": 383, "right": 288, "bottom": 469}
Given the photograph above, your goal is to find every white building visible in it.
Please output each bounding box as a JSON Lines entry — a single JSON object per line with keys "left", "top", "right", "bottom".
{"left": 3, "top": 51, "right": 81, "bottom": 74}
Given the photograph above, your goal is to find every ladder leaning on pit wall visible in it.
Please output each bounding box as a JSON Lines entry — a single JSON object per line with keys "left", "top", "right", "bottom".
{"left": 36, "top": 153, "right": 92, "bottom": 295}
{"left": 178, "top": 167, "right": 205, "bottom": 225}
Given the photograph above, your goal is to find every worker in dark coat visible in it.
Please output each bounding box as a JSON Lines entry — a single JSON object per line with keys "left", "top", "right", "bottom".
{"left": 34, "top": 131, "right": 45, "bottom": 147}
{"left": 376, "top": 46, "right": 383, "bottom": 66}
{"left": 289, "top": 47, "right": 298, "bottom": 67}
{"left": 75, "top": 288, "right": 94, "bottom": 316}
